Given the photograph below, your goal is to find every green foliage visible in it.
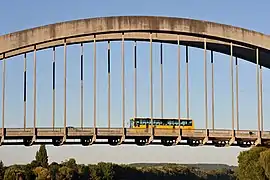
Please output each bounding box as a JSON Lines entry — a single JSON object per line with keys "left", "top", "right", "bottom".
{"left": 78, "top": 164, "right": 90, "bottom": 180}
{"left": 35, "top": 145, "right": 48, "bottom": 168}
{"left": 57, "top": 166, "right": 75, "bottom": 180}
{"left": 259, "top": 149, "right": 270, "bottom": 179}
{"left": 0, "top": 161, "right": 238, "bottom": 180}
{"left": 4, "top": 165, "right": 25, "bottom": 180}
{"left": 236, "top": 146, "right": 268, "bottom": 180}
{"left": 60, "top": 158, "right": 79, "bottom": 179}
{"left": 49, "top": 162, "right": 60, "bottom": 180}
{"left": 95, "top": 162, "right": 115, "bottom": 180}
{"left": 0, "top": 144, "right": 247, "bottom": 180}
{"left": 0, "top": 161, "right": 4, "bottom": 180}
{"left": 22, "top": 164, "right": 36, "bottom": 180}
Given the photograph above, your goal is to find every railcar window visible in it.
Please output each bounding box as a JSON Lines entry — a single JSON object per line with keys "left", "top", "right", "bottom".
{"left": 180, "top": 120, "right": 192, "bottom": 126}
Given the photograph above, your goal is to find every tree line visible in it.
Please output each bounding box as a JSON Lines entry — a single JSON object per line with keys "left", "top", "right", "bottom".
{"left": 0, "top": 144, "right": 269, "bottom": 179}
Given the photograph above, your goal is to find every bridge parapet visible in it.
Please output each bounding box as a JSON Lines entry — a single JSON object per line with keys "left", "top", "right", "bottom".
{"left": 182, "top": 129, "right": 205, "bottom": 137}
{"left": 154, "top": 129, "right": 179, "bottom": 137}
{"left": 235, "top": 130, "right": 258, "bottom": 139}
{"left": 37, "top": 128, "right": 64, "bottom": 137}
{"left": 262, "top": 131, "right": 270, "bottom": 139}
{"left": 97, "top": 128, "right": 123, "bottom": 136}
{"left": 209, "top": 129, "right": 232, "bottom": 138}
{"left": 6, "top": 128, "right": 33, "bottom": 137}
{"left": 67, "top": 128, "right": 94, "bottom": 137}
{"left": 126, "top": 128, "right": 151, "bottom": 136}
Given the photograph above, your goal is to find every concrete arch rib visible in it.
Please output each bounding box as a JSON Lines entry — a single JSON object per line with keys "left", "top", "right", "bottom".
{"left": 0, "top": 16, "right": 270, "bottom": 68}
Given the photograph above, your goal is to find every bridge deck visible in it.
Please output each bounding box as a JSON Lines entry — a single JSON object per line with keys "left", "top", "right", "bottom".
{"left": 0, "top": 128, "right": 269, "bottom": 147}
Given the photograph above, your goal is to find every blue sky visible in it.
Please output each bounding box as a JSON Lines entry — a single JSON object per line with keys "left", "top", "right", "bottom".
{"left": 0, "top": 0, "right": 270, "bottom": 166}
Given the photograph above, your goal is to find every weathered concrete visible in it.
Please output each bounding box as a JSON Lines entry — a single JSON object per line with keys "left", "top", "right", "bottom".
{"left": 0, "top": 16, "right": 270, "bottom": 67}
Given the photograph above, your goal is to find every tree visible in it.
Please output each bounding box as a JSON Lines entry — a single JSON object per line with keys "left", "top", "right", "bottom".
{"left": 49, "top": 162, "right": 60, "bottom": 180}
{"left": 259, "top": 149, "right": 270, "bottom": 179}
{"left": 236, "top": 146, "right": 268, "bottom": 180}
{"left": 33, "top": 167, "right": 50, "bottom": 180}
{"left": 78, "top": 165, "right": 90, "bottom": 180}
{"left": 4, "top": 165, "right": 25, "bottom": 180}
{"left": 57, "top": 166, "right": 74, "bottom": 180}
{"left": 96, "top": 162, "right": 115, "bottom": 180}
{"left": 22, "top": 164, "right": 36, "bottom": 180}
{"left": 62, "top": 158, "right": 77, "bottom": 170}
{"left": 0, "top": 161, "right": 4, "bottom": 180}
{"left": 35, "top": 145, "right": 48, "bottom": 168}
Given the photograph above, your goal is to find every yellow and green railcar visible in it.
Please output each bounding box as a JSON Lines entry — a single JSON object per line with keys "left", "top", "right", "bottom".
{"left": 129, "top": 117, "right": 194, "bottom": 130}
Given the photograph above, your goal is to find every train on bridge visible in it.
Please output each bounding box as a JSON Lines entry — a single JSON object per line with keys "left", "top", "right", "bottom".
{"left": 129, "top": 117, "right": 194, "bottom": 129}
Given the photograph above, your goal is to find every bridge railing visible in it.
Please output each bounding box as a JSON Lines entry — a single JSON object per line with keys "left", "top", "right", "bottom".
{"left": 97, "top": 128, "right": 123, "bottom": 136}
{"left": 5, "top": 128, "right": 33, "bottom": 137}
{"left": 208, "top": 129, "right": 232, "bottom": 137}
{"left": 126, "top": 128, "right": 152, "bottom": 136}
{"left": 67, "top": 127, "right": 94, "bottom": 137}
{"left": 262, "top": 131, "right": 270, "bottom": 139}
{"left": 235, "top": 130, "right": 258, "bottom": 139}
{"left": 37, "top": 128, "right": 64, "bottom": 137}
{"left": 1, "top": 128, "right": 269, "bottom": 140}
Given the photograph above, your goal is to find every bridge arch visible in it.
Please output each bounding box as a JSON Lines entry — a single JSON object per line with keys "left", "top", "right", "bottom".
{"left": 0, "top": 16, "right": 270, "bottom": 68}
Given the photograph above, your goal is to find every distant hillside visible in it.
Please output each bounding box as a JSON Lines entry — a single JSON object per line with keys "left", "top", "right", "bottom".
{"left": 129, "top": 163, "right": 237, "bottom": 171}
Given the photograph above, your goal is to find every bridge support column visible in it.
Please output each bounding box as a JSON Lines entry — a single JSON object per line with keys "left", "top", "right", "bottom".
{"left": 235, "top": 57, "right": 239, "bottom": 130}
{"left": 256, "top": 48, "right": 262, "bottom": 146}
{"left": 160, "top": 43, "right": 164, "bottom": 119}
{"left": 186, "top": 46, "right": 190, "bottom": 119}
{"left": 23, "top": 53, "right": 27, "bottom": 130}
{"left": 33, "top": 46, "right": 37, "bottom": 143}
{"left": 211, "top": 51, "right": 215, "bottom": 130}
{"left": 230, "top": 43, "right": 235, "bottom": 135}
{"left": 204, "top": 38, "right": 209, "bottom": 143}
{"left": 260, "top": 65, "right": 263, "bottom": 132}
{"left": 107, "top": 41, "right": 111, "bottom": 128}
{"left": 177, "top": 35, "right": 181, "bottom": 145}
{"left": 134, "top": 41, "right": 137, "bottom": 120}
{"left": 61, "top": 41, "right": 67, "bottom": 146}
{"left": 52, "top": 47, "right": 56, "bottom": 129}
{"left": 121, "top": 33, "right": 126, "bottom": 134}
{"left": 1, "top": 56, "right": 5, "bottom": 146}
{"left": 89, "top": 36, "right": 97, "bottom": 146}
{"left": 147, "top": 32, "right": 154, "bottom": 145}
{"left": 80, "top": 43, "right": 84, "bottom": 129}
